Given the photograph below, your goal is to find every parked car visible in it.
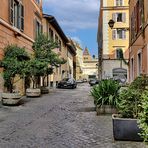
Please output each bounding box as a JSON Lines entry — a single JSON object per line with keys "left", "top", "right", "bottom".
{"left": 57, "top": 78, "right": 77, "bottom": 89}
{"left": 82, "top": 78, "right": 87, "bottom": 82}
{"left": 76, "top": 79, "right": 83, "bottom": 83}
{"left": 89, "top": 79, "right": 100, "bottom": 86}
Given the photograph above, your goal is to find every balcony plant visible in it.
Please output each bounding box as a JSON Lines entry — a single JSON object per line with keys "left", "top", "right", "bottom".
{"left": 112, "top": 75, "right": 148, "bottom": 141}
{"left": 91, "top": 79, "right": 120, "bottom": 115}
{"left": 0, "top": 45, "right": 29, "bottom": 105}
{"left": 26, "top": 34, "right": 66, "bottom": 96}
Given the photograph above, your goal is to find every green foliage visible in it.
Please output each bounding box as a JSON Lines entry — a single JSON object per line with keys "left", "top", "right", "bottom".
{"left": 32, "top": 33, "right": 66, "bottom": 66}
{"left": 91, "top": 79, "right": 120, "bottom": 107}
{"left": 138, "top": 91, "right": 148, "bottom": 143}
{"left": 129, "top": 75, "right": 148, "bottom": 91}
{"left": 28, "top": 34, "right": 66, "bottom": 88}
{"left": 117, "top": 75, "right": 148, "bottom": 118}
{"left": 118, "top": 89, "right": 142, "bottom": 118}
{"left": 0, "top": 45, "right": 29, "bottom": 92}
{"left": 117, "top": 48, "right": 129, "bottom": 65}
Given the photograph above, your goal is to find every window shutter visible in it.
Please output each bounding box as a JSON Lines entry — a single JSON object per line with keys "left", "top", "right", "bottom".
{"left": 9, "top": 0, "right": 14, "bottom": 25}
{"left": 122, "top": 13, "right": 126, "bottom": 23}
{"left": 112, "top": 13, "right": 116, "bottom": 22}
{"left": 34, "top": 18, "right": 37, "bottom": 39}
{"left": 112, "top": 30, "right": 116, "bottom": 40}
{"left": 20, "top": 4, "right": 24, "bottom": 31}
{"left": 122, "top": 30, "right": 126, "bottom": 39}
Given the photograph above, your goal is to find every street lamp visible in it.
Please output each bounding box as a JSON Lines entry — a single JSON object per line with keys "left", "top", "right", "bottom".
{"left": 108, "top": 19, "right": 115, "bottom": 29}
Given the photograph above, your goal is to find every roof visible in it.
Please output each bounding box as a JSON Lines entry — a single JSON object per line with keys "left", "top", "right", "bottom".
{"left": 43, "top": 14, "right": 69, "bottom": 43}
{"left": 83, "top": 47, "right": 90, "bottom": 56}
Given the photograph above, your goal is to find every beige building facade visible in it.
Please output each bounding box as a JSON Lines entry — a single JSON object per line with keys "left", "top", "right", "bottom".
{"left": 98, "top": 0, "right": 129, "bottom": 82}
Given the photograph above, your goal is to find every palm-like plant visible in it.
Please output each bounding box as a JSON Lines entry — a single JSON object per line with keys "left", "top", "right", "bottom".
{"left": 91, "top": 79, "right": 120, "bottom": 107}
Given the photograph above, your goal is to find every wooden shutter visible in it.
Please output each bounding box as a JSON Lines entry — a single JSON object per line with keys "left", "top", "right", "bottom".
{"left": 112, "top": 30, "right": 116, "bottom": 40}
{"left": 112, "top": 13, "right": 116, "bottom": 22}
{"left": 34, "top": 18, "right": 37, "bottom": 39}
{"left": 20, "top": 4, "right": 24, "bottom": 31}
{"left": 122, "top": 13, "right": 126, "bottom": 23}
{"left": 9, "top": 0, "right": 14, "bottom": 25}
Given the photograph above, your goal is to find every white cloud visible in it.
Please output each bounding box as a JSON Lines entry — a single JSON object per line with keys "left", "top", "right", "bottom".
{"left": 71, "top": 36, "right": 83, "bottom": 46}
{"left": 43, "top": 0, "right": 99, "bottom": 32}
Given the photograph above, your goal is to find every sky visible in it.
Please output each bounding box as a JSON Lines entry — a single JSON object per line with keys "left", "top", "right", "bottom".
{"left": 43, "top": 0, "right": 100, "bottom": 56}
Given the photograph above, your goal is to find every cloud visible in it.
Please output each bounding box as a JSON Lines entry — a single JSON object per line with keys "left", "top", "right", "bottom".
{"left": 71, "top": 36, "right": 83, "bottom": 46}
{"left": 43, "top": 0, "right": 99, "bottom": 32}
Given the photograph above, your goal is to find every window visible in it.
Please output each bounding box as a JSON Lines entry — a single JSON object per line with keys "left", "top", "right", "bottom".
{"left": 130, "top": 0, "right": 144, "bottom": 41}
{"left": 49, "top": 28, "right": 54, "bottom": 40}
{"left": 112, "top": 29, "right": 126, "bottom": 40}
{"left": 137, "top": 52, "right": 142, "bottom": 76}
{"left": 59, "top": 40, "right": 62, "bottom": 51}
{"left": 10, "top": 0, "right": 24, "bottom": 31}
{"left": 130, "top": 58, "right": 134, "bottom": 81}
{"left": 55, "top": 34, "right": 58, "bottom": 42}
{"left": 36, "top": 20, "right": 42, "bottom": 37}
{"left": 116, "top": 48, "right": 123, "bottom": 59}
{"left": 117, "top": 30, "right": 123, "bottom": 39}
{"left": 112, "top": 13, "right": 126, "bottom": 22}
{"left": 116, "top": 0, "right": 123, "bottom": 6}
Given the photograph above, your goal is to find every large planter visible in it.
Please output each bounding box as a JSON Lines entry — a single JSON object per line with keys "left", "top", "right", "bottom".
{"left": 26, "top": 88, "right": 41, "bottom": 97}
{"left": 112, "top": 114, "right": 143, "bottom": 141}
{"left": 40, "top": 87, "right": 49, "bottom": 94}
{"left": 1, "top": 93, "right": 22, "bottom": 105}
{"left": 96, "top": 105, "right": 117, "bottom": 115}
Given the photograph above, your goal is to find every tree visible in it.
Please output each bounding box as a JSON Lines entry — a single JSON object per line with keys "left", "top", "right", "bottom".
{"left": 0, "top": 45, "right": 30, "bottom": 92}
{"left": 27, "top": 34, "right": 66, "bottom": 88}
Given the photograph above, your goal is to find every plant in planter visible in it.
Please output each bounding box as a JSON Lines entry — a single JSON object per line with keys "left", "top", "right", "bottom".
{"left": 0, "top": 45, "right": 29, "bottom": 105}
{"left": 26, "top": 34, "right": 66, "bottom": 96}
{"left": 112, "top": 75, "right": 148, "bottom": 141}
{"left": 138, "top": 91, "right": 148, "bottom": 143}
{"left": 91, "top": 79, "right": 120, "bottom": 115}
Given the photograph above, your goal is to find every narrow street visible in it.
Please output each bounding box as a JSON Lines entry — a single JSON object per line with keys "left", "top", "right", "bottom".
{"left": 0, "top": 84, "right": 146, "bottom": 148}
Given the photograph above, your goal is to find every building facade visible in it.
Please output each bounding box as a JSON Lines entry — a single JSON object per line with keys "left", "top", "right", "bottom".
{"left": 83, "top": 48, "right": 98, "bottom": 80}
{"left": 43, "top": 14, "right": 76, "bottom": 87}
{"left": 73, "top": 41, "right": 84, "bottom": 80}
{"left": 98, "top": 0, "right": 129, "bottom": 82}
{"left": 129, "top": 0, "right": 148, "bottom": 82}
{"left": 0, "top": 0, "right": 43, "bottom": 93}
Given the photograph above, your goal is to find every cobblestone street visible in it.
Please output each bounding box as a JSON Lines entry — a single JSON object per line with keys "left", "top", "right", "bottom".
{"left": 0, "top": 83, "right": 147, "bottom": 148}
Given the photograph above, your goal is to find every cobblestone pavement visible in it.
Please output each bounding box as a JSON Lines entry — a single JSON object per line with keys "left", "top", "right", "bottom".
{"left": 0, "top": 83, "right": 147, "bottom": 148}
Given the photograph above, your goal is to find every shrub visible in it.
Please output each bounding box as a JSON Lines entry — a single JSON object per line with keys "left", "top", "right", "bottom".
{"left": 138, "top": 91, "right": 148, "bottom": 143}
{"left": 117, "top": 88, "right": 142, "bottom": 118}
{"left": 91, "top": 79, "right": 120, "bottom": 107}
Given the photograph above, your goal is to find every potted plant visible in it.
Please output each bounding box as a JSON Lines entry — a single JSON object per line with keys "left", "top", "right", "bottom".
{"left": 0, "top": 45, "right": 29, "bottom": 105}
{"left": 112, "top": 75, "right": 148, "bottom": 141}
{"left": 91, "top": 79, "right": 120, "bottom": 115}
